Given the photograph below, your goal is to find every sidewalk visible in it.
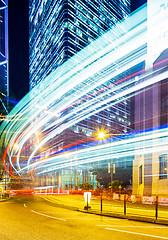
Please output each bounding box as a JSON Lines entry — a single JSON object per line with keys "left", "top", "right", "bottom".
{"left": 0, "top": 195, "right": 9, "bottom": 202}
{"left": 40, "top": 194, "right": 168, "bottom": 225}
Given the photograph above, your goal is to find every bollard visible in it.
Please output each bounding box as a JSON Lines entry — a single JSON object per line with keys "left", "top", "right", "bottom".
{"left": 124, "top": 194, "right": 126, "bottom": 215}
{"left": 84, "top": 192, "right": 91, "bottom": 210}
{"left": 101, "top": 195, "right": 103, "bottom": 214}
{"left": 155, "top": 196, "right": 158, "bottom": 220}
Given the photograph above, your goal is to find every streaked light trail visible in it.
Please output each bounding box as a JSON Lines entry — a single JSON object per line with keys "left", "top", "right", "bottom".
{"left": 1, "top": 4, "right": 168, "bottom": 182}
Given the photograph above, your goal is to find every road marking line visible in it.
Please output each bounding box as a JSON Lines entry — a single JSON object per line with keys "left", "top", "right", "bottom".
{"left": 105, "top": 228, "right": 168, "bottom": 239}
{"left": 64, "top": 218, "right": 125, "bottom": 220}
{"left": 98, "top": 225, "right": 167, "bottom": 228}
{"left": 42, "top": 196, "right": 59, "bottom": 204}
{"left": 65, "top": 218, "right": 118, "bottom": 220}
{"left": 31, "top": 210, "right": 66, "bottom": 221}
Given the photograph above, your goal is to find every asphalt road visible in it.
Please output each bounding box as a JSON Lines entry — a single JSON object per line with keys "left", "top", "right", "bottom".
{"left": 1, "top": 195, "right": 168, "bottom": 240}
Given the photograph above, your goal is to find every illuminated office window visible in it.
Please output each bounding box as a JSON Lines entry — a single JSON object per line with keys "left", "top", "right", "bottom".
{"left": 159, "top": 154, "right": 168, "bottom": 180}
{"left": 139, "top": 165, "right": 142, "bottom": 185}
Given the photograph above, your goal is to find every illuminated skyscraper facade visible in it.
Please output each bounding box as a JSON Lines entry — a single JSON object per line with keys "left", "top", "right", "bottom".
{"left": 29, "top": 0, "right": 130, "bottom": 89}
{"left": 0, "top": 0, "right": 8, "bottom": 117}
{"left": 29, "top": 0, "right": 132, "bottom": 144}
{"left": 29, "top": 0, "right": 132, "bottom": 188}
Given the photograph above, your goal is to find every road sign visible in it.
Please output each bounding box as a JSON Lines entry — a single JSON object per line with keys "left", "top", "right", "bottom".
{"left": 84, "top": 192, "right": 91, "bottom": 203}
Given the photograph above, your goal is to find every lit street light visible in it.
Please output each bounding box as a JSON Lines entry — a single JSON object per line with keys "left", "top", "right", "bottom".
{"left": 98, "top": 131, "right": 106, "bottom": 139}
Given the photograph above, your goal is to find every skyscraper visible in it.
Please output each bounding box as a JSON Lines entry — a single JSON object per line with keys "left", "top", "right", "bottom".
{"left": 29, "top": 0, "right": 130, "bottom": 89}
{"left": 29, "top": 0, "right": 132, "bottom": 153}
{"left": 29, "top": 0, "right": 132, "bottom": 188}
{"left": 0, "top": 0, "right": 8, "bottom": 117}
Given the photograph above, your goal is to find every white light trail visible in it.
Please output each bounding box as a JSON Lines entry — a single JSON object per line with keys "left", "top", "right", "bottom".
{"left": 1, "top": 4, "right": 168, "bottom": 180}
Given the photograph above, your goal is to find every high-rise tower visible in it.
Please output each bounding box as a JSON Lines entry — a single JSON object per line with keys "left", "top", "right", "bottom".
{"left": 29, "top": 0, "right": 132, "bottom": 189}
{"left": 29, "top": 0, "right": 130, "bottom": 89}
{"left": 0, "top": 0, "right": 8, "bottom": 117}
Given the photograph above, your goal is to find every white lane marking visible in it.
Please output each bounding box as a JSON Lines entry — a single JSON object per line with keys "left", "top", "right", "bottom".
{"left": 38, "top": 214, "right": 127, "bottom": 220}
{"left": 31, "top": 210, "right": 66, "bottom": 221}
{"left": 98, "top": 225, "right": 167, "bottom": 228}
{"left": 65, "top": 218, "right": 120, "bottom": 220}
{"left": 64, "top": 218, "right": 126, "bottom": 220}
{"left": 105, "top": 228, "right": 168, "bottom": 239}
{"left": 42, "top": 197, "right": 58, "bottom": 203}
{"left": 41, "top": 212, "right": 79, "bottom": 214}
{"left": 40, "top": 213, "right": 127, "bottom": 221}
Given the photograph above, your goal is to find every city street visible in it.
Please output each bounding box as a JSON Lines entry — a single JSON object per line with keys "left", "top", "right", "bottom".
{"left": 1, "top": 1, "right": 168, "bottom": 239}
{"left": 1, "top": 196, "right": 168, "bottom": 240}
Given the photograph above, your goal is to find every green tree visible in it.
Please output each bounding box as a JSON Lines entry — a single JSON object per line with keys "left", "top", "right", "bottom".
{"left": 79, "top": 183, "right": 93, "bottom": 190}
{"left": 91, "top": 165, "right": 132, "bottom": 189}
{"left": 108, "top": 180, "right": 123, "bottom": 191}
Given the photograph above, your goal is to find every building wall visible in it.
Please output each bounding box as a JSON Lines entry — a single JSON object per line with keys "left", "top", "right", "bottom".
{"left": 146, "top": 0, "right": 168, "bottom": 68}
{"left": 133, "top": 0, "right": 168, "bottom": 197}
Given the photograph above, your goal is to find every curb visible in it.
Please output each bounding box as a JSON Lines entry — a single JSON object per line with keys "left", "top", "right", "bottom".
{"left": 41, "top": 196, "right": 168, "bottom": 226}
{"left": 0, "top": 198, "right": 9, "bottom": 202}
{"left": 43, "top": 199, "right": 168, "bottom": 226}
{"left": 78, "top": 209, "right": 168, "bottom": 226}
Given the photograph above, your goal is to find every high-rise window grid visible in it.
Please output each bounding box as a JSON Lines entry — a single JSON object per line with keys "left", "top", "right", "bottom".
{"left": 29, "top": 0, "right": 130, "bottom": 89}
{"left": 0, "top": 0, "right": 8, "bottom": 117}
{"left": 159, "top": 154, "right": 168, "bottom": 180}
{"left": 29, "top": 0, "right": 131, "bottom": 158}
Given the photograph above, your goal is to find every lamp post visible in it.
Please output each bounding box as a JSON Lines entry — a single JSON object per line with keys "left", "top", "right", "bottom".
{"left": 111, "top": 159, "right": 113, "bottom": 194}
{"left": 119, "top": 185, "right": 122, "bottom": 200}
{"left": 97, "top": 131, "right": 106, "bottom": 140}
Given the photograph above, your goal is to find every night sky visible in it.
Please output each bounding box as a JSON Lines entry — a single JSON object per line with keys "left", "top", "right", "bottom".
{"left": 8, "top": 0, "right": 29, "bottom": 101}
{"left": 8, "top": 0, "right": 147, "bottom": 101}
{"left": 131, "top": 0, "right": 147, "bottom": 11}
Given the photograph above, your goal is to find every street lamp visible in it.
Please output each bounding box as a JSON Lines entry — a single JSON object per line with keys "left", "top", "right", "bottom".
{"left": 98, "top": 131, "right": 106, "bottom": 139}
{"left": 97, "top": 127, "right": 108, "bottom": 140}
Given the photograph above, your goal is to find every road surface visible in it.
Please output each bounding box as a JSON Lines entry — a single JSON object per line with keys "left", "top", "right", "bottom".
{"left": 0, "top": 195, "right": 168, "bottom": 240}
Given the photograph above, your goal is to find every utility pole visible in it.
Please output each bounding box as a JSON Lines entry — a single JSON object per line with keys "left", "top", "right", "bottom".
{"left": 110, "top": 160, "right": 115, "bottom": 194}
{"left": 110, "top": 159, "right": 113, "bottom": 194}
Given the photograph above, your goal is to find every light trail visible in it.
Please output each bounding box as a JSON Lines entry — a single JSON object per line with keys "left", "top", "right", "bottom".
{"left": 17, "top": 124, "right": 168, "bottom": 175}
{"left": 1, "top": 4, "right": 168, "bottom": 181}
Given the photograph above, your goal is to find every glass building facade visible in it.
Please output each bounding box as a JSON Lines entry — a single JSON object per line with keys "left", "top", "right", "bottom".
{"left": 0, "top": 0, "right": 8, "bottom": 117}
{"left": 29, "top": 0, "right": 132, "bottom": 189}
{"left": 29, "top": 0, "right": 130, "bottom": 89}
{"left": 29, "top": 0, "right": 132, "bottom": 149}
